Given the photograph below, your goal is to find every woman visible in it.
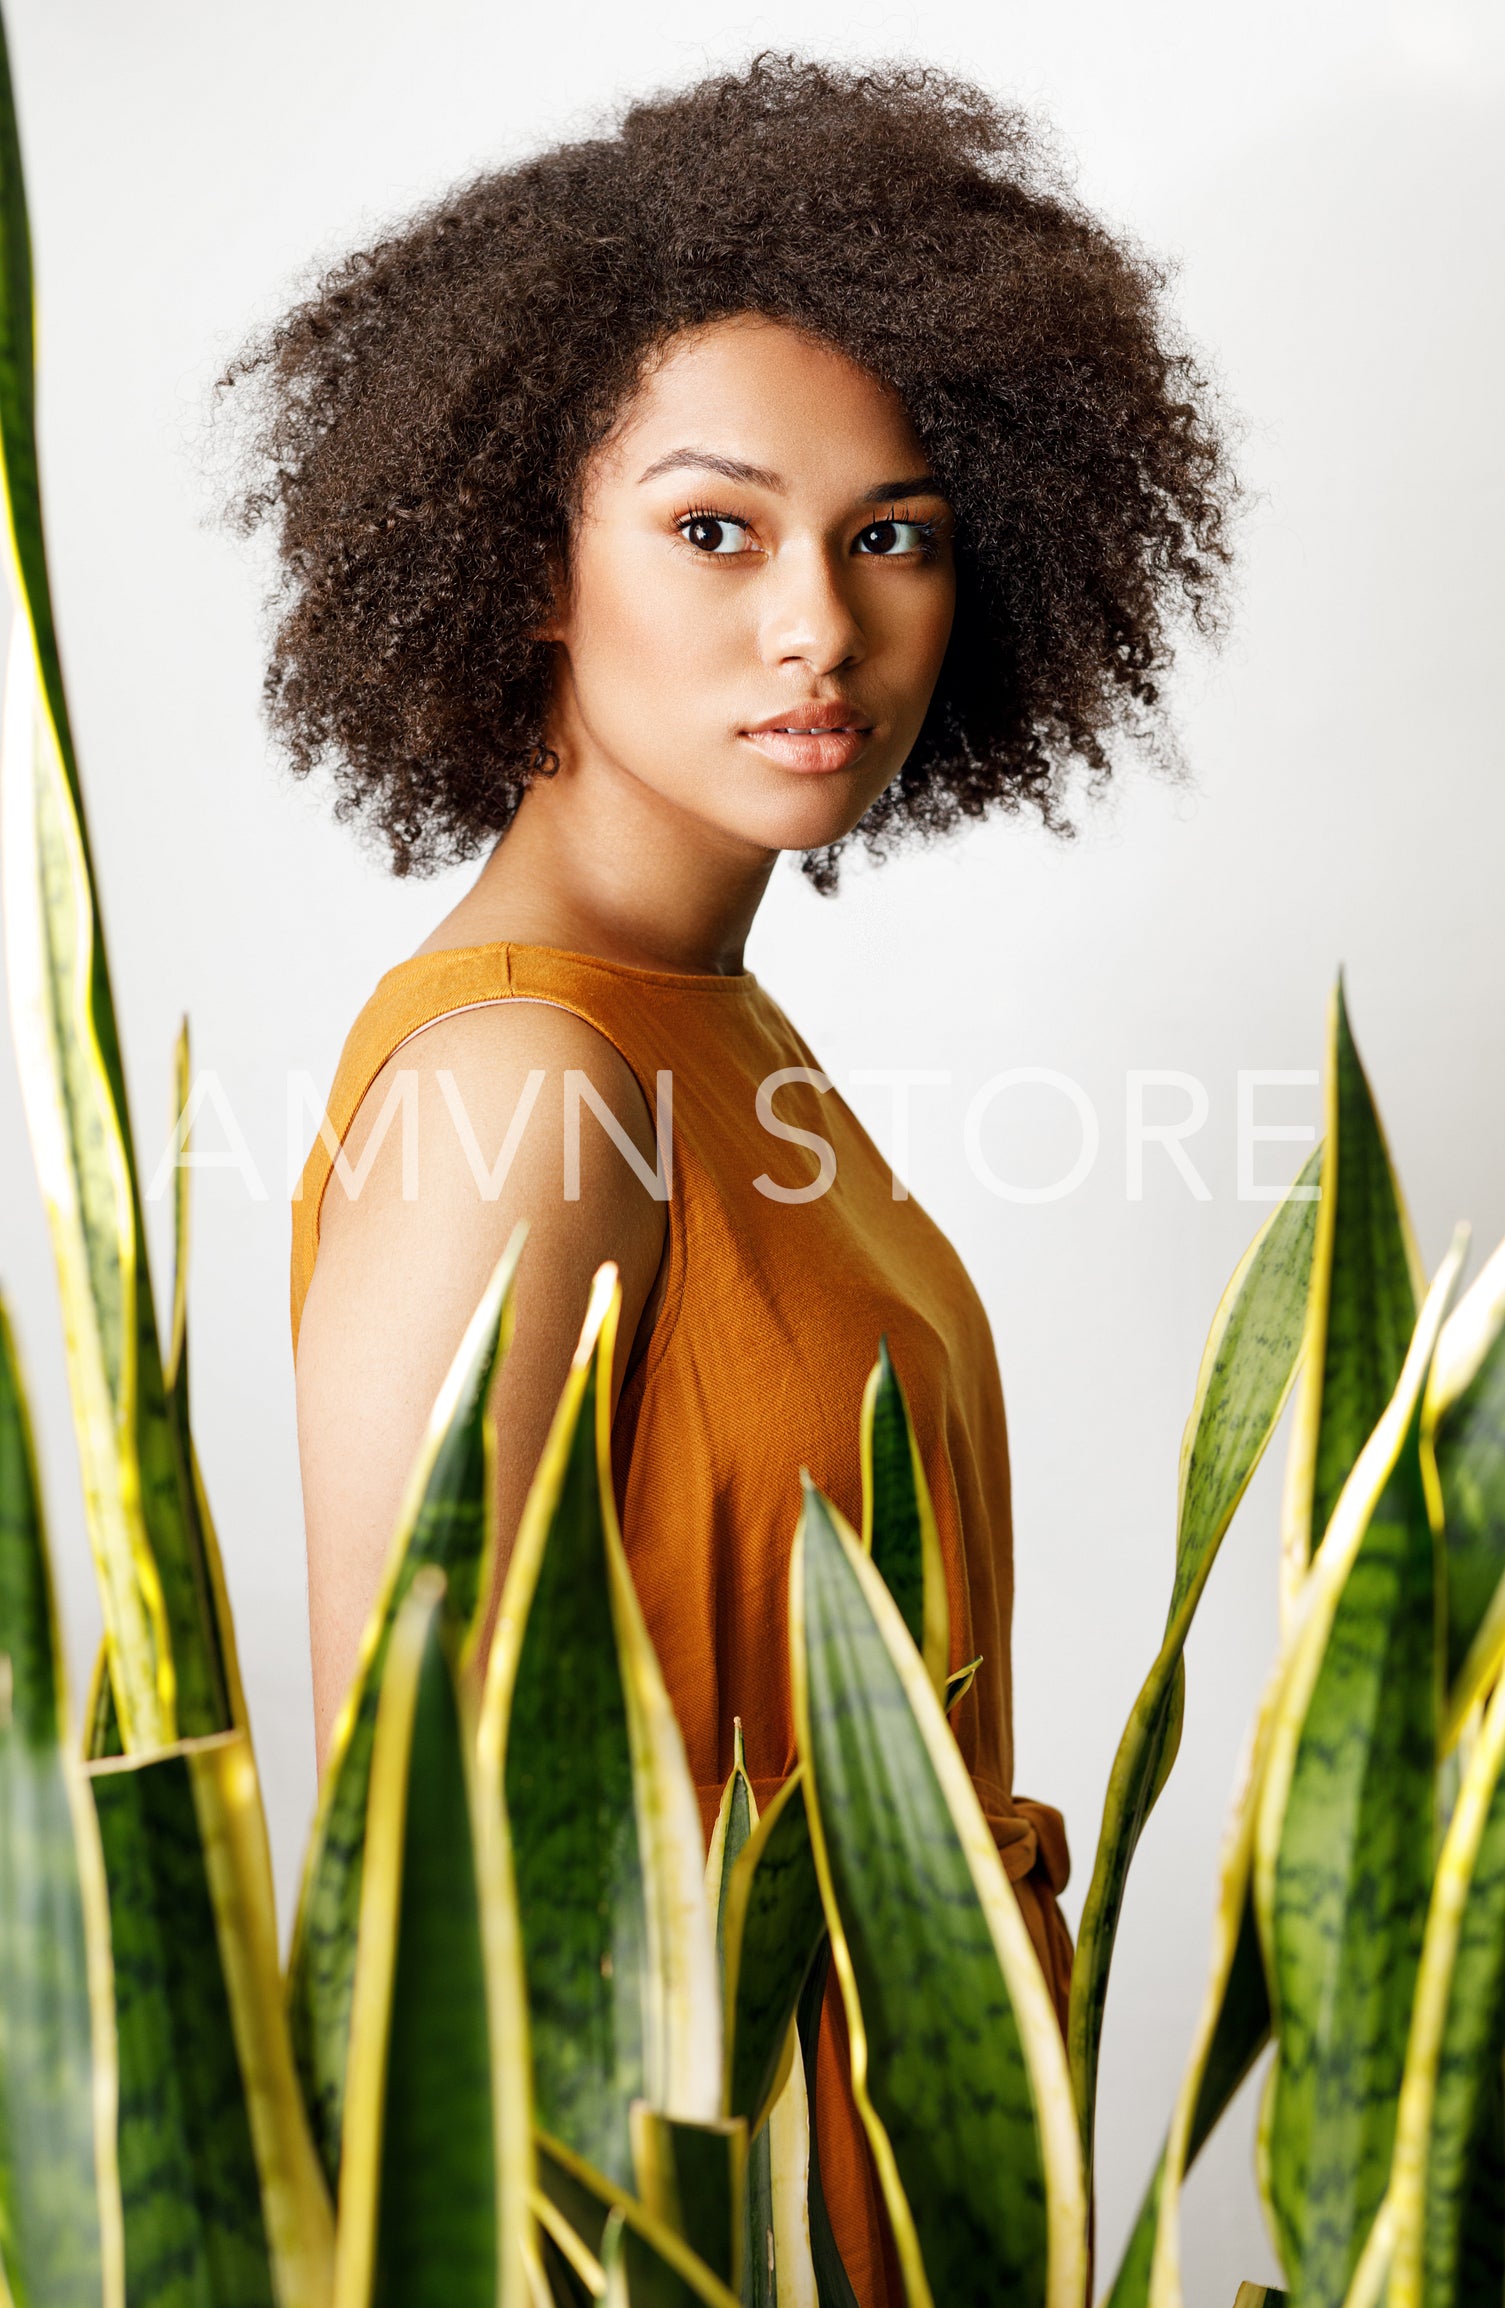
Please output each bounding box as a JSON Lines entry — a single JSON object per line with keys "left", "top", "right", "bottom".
{"left": 233, "top": 56, "right": 1230, "bottom": 2303}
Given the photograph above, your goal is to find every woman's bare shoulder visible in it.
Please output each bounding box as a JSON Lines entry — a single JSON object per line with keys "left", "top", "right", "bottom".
{"left": 335, "top": 993, "right": 655, "bottom": 1180}
{"left": 302, "top": 994, "right": 666, "bottom": 1376}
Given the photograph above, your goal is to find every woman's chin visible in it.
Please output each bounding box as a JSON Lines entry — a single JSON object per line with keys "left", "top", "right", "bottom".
{"left": 712, "top": 781, "right": 886, "bottom": 859}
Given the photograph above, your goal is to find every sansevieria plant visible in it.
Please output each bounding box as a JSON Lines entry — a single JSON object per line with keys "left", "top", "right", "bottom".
{"left": 1, "top": 10, "right": 1504, "bottom": 2307}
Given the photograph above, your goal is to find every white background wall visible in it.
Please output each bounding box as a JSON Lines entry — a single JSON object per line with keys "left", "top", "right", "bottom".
{"left": 1, "top": 0, "right": 1501, "bottom": 2295}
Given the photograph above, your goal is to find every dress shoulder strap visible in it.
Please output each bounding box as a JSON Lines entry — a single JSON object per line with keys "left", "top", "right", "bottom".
{"left": 289, "top": 944, "right": 518, "bottom": 1354}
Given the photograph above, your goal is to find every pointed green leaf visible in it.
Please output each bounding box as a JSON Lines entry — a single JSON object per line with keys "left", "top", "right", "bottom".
{"left": 0, "top": 1298, "right": 112, "bottom": 2307}
{"left": 84, "top": 1638, "right": 123, "bottom": 1762}
{"left": 482, "top": 1269, "right": 719, "bottom": 2192}
{"left": 794, "top": 1947, "right": 859, "bottom": 2308}
{"left": 631, "top": 2108, "right": 745, "bottom": 2294}
{"left": 707, "top": 1738, "right": 815, "bottom": 2308}
{"left": 88, "top": 1742, "right": 275, "bottom": 2307}
{"left": 87, "top": 1729, "right": 334, "bottom": 2308}
{"left": 1255, "top": 1236, "right": 1464, "bottom": 2308}
{"left": 1426, "top": 1235, "right": 1505, "bottom": 1719}
{"left": 3, "top": 635, "right": 171, "bottom": 1748}
{"left": 1280, "top": 977, "right": 1421, "bottom": 1619}
{"left": 0, "top": 2, "right": 78, "bottom": 787}
{"left": 1071, "top": 1145, "right": 1319, "bottom": 2168}
{"left": 1104, "top": 1892, "right": 1270, "bottom": 2308}
{"left": 0, "top": 28, "right": 328, "bottom": 2303}
{"left": 792, "top": 1484, "right": 1086, "bottom": 2308}
{"left": 1369, "top": 1659, "right": 1505, "bottom": 2308}
{"left": 860, "top": 1340, "right": 947, "bottom": 1699}
{"left": 722, "top": 1772, "right": 825, "bottom": 2138}
{"left": 332, "top": 1570, "right": 514, "bottom": 2308}
{"left": 0, "top": 21, "right": 230, "bottom": 1754}
{"left": 161, "top": 1016, "right": 248, "bottom": 1736}
{"left": 289, "top": 1230, "right": 522, "bottom": 2190}
{"left": 535, "top": 2132, "right": 742, "bottom": 2308}
{"left": 708, "top": 1733, "right": 769, "bottom": 2307}
{"left": 707, "top": 1723, "right": 754, "bottom": 1988}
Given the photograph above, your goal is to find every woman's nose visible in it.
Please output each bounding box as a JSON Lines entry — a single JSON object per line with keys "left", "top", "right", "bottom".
{"left": 759, "top": 541, "right": 866, "bottom": 676}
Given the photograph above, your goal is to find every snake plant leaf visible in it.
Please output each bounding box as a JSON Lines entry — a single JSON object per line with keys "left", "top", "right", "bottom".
{"left": 1105, "top": 1889, "right": 1270, "bottom": 2308}
{"left": 482, "top": 1266, "right": 720, "bottom": 2192}
{"left": 1278, "top": 975, "right": 1422, "bottom": 1625}
{"left": 0, "top": 4, "right": 76, "bottom": 787}
{"left": 1126, "top": 1191, "right": 1452, "bottom": 2308}
{"left": 84, "top": 1637, "right": 123, "bottom": 1761}
{"left": 2, "top": 632, "right": 171, "bottom": 1749}
{"left": 723, "top": 1355, "right": 952, "bottom": 2174}
{"left": 722, "top": 1770, "right": 826, "bottom": 2138}
{"left": 0, "top": 1297, "right": 117, "bottom": 2308}
{"left": 333, "top": 1567, "right": 528, "bottom": 2308}
{"left": 535, "top": 2132, "right": 743, "bottom": 2308}
{"left": 792, "top": 1482, "right": 1086, "bottom": 2308}
{"left": 707, "top": 1721, "right": 754, "bottom": 1985}
{"left": 860, "top": 1340, "right": 947, "bottom": 1700}
{"left": 1373, "top": 1660, "right": 1505, "bottom": 2308}
{"left": 1425, "top": 1233, "right": 1505, "bottom": 1725}
{"left": 1142, "top": 1753, "right": 1281, "bottom": 2308}
{"left": 764, "top": 2058, "right": 815, "bottom": 2308}
{"left": 708, "top": 1731, "right": 768, "bottom": 2305}
{"left": 534, "top": 2188, "right": 601, "bottom": 2308}
{"left": 1070, "top": 1144, "right": 1320, "bottom": 2171}
{"left": 945, "top": 1657, "right": 981, "bottom": 1713}
{"left": 1254, "top": 1231, "right": 1466, "bottom": 2308}
{"left": 288, "top": 1227, "right": 523, "bottom": 2191}
{"left": 162, "top": 1015, "right": 249, "bottom": 1735}
{"left": 0, "top": 26, "right": 231, "bottom": 1751}
{"left": 708, "top": 1733, "right": 817, "bottom": 2308}
{"left": 630, "top": 2108, "right": 746, "bottom": 2294}
{"left": 87, "top": 1728, "right": 333, "bottom": 2308}
{"left": 1232, "top": 2288, "right": 1288, "bottom": 2308}
{"left": 794, "top": 1949, "right": 859, "bottom": 2308}
{"left": 791, "top": 1949, "right": 854, "bottom": 2308}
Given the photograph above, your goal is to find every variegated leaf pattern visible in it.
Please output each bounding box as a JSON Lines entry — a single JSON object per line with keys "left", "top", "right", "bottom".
{"left": 1373, "top": 1662, "right": 1505, "bottom": 2308}
{"left": 333, "top": 1568, "right": 528, "bottom": 2308}
{"left": 792, "top": 1483, "right": 1085, "bottom": 2308}
{"left": 481, "top": 1267, "right": 719, "bottom": 2192}
{"left": 534, "top": 2130, "right": 742, "bottom": 2308}
{"left": 860, "top": 1340, "right": 947, "bottom": 1700}
{"left": 1426, "top": 1235, "right": 1505, "bottom": 1724}
{"left": 708, "top": 1728, "right": 816, "bottom": 2308}
{"left": 0, "top": 1298, "right": 115, "bottom": 2308}
{"left": 1279, "top": 977, "right": 1422, "bottom": 1623}
{"left": 722, "top": 1772, "right": 825, "bottom": 2140}
{"left": 289, "top": 1230, "right": 522, "bottom": 2191}
{"left": 1072, "top": 1145, "right": 1319, "bottom": 2171}
{"left": 87, "top": 1730, "right": 333, "bottom": 2308}
{"left": 1255, "top": 1236, "right": 1466, "bottom": 2308}
{"left": 0, "top": 17, "right": 230, "bottom": 1753}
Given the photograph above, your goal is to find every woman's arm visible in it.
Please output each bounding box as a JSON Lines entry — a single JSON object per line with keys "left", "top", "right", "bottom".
{"left": 293, "top": 999, "right": 667, "bottom": 1774}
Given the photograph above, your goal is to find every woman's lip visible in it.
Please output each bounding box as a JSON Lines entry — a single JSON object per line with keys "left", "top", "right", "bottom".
{"left": 740, "top": 726, "right": 872, "bottom": 773}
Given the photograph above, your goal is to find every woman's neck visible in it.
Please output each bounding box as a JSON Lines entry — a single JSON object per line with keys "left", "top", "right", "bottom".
{"left": 413, "top": 745, "right": 778, "bottom": 976}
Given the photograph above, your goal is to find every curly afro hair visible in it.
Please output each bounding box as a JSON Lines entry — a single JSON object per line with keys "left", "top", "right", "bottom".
{"left": 223, "top": 55, "right": 1235, "bottom": 888}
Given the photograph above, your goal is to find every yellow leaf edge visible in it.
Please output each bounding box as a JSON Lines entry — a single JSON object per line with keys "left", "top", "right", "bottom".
{"left": 790, "top": 1489, "right": 1088, "bottom": 2308}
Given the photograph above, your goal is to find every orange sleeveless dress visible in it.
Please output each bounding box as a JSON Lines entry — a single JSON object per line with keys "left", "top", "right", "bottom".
{"left": 289, "top": 942, "right": 1072, "bottom": 2306}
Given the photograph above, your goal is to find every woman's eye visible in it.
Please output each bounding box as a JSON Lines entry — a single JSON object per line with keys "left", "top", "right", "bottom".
{"left": 677, "top": 514, "right": 754, "bottom": 555}
{"left": 855, "top": 519, "right": 932, "bottom": 556}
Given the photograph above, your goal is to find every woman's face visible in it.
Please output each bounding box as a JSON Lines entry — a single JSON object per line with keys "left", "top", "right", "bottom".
{"left": 541, "top": 316, "right": 956, "bottom": 858}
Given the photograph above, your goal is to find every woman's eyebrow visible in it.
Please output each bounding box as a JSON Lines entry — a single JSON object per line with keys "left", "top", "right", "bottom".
{"left": 634, "top": 450, "right": 949, "bottom": 501}
{"left": 866, "top": 474, "right": 946, "bottom": 500}
{"left": 637, "top": 449, "right": 783, "bottom": 487}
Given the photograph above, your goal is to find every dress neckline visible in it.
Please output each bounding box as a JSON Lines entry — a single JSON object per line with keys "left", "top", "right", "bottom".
{"left": 382, "top": 937, "right": 761, "bottom": 995}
